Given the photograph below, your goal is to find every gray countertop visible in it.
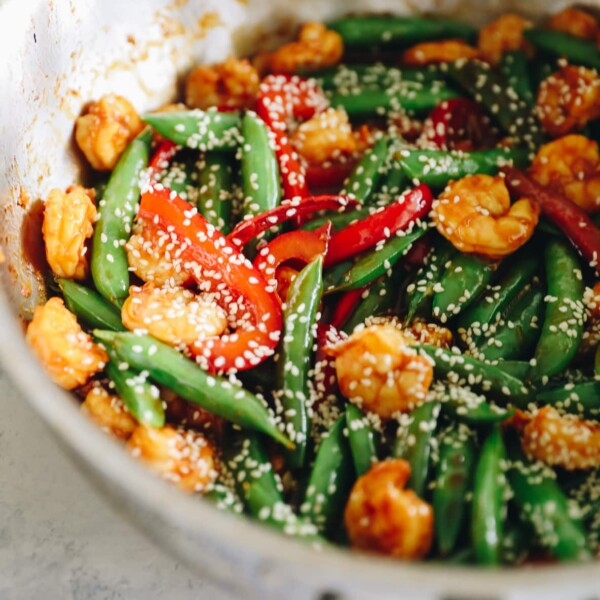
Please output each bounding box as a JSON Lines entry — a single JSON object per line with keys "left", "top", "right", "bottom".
{"left": 0, "top": 370, "right": 233, "bottom": 599}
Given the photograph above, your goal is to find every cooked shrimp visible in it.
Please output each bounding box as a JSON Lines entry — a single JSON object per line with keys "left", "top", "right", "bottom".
{"left": 536, "top": 65, "right": 600, "bottom": 137}
{"left": 344, "top": 459, "right": 433, "bottom": 559}
{"left": 185, "top": 57, "right": 259, "bottom": 110}
{"left": 290, "top": 107, "right": 356, "bottom": 164}
{"left": 81, "top": 385, "right": 136, "bottom": 441}
{"left": 75, "top": 94, "right": 144, "bottom": 171}
{"left": 432, "top": 174, "right": 539, "bottom": 259}
{"left": 256, "top": 22, "right": 343, "bottom": 74}
{"left": 127, "top": 425, "right": 217, "bottom": 492}
{"left": 125, "top": 220, "right": 191, "bottom": 287}
{"left": 327, "top": 324, "right": 434, "bottom": 419}
{"left": 402, "top": 40, "right": 479, "bottom": 66}
{"left": 516, "top": 406, "right": 600, "bottom": 471}
{"left": 26, "top": 297, "right": 107, "bottom": 390}
{"left": 547, "top": 7, "right": 599, "bottom": 41}
{"left": 403, "top": 320, "right": 453, "bottom": 349}
{"left": 529, "top": 135, "right": 600, "bottom": 213}
{"left": 121, "top": 283, "right": 227, "bottom": 348}
{"left": 477, "top": 13, "right": 532, "bottom": 65}
{"left": 42, "top": 186, "right": 96, "bottom": 280}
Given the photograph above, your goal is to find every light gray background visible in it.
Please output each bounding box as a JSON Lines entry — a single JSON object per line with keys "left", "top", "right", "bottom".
{"left": 0, "top": 370, "right": 233, "bottom": 599}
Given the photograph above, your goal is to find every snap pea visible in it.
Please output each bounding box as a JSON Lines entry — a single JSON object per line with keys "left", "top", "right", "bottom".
{"left": 91, "top": 127, "right": 152, "bottom": 306}
{"left": 524, "top": 29, "right": 600, "bottom": 71}
{"left": 502, "top": 518, "right": 533, "bottom": 566}
{"left": 392, "top": 401, "right": 441, "bottom": 497}
{"left": 197, "top": 152, "right": 235, "bottom": 234}
{"left": 529, "top": 238, "right": 586, "bottom": 382}
{"left": 345, "top": 404, "right": 379, "bottom": 478}
{"left": 471, "top": 425, "right": 507, "bottom": 565}
{"left": 93, "top": 331, "right": 291, "bottom": 447}
{"left": 371, "top": 162, "right": 408, "bottom": 206}
{"left": 495, "top": 360, "right": 530, "bottom": 381}
{"left": 204, "top": 482, "right": 244, "bottom": 515}
{"left": 433, "top": 253, "right": 499, "bottom": 322}
{"left": 105, "top": 360, "right": 165, "bottom": 428}
{"left": 156, "top": 149, "right": 199, "bottom": 201}
{"left": 58, "top": 278, "right": 125, "bottom": 332}
{"left": 331, "top": 225, "right": 427, "bottom": 292}
{"left": 441, "top": 386, "right": 514, "bottom": 425}
{"left": 276, "top": 256, "right": 323, "bottom": 470}
{"left": 398, "top": 147, "right": 529, "bottom": 189}
{"left": 143, "top": 109, "right": 242, "bottom": 151}
{"left": 505, "top": 430, "right": 591, "bottom": 561}
{"left": 301, "top": 415, "right": 355, "bottom": 538}
{"left": 301, "top": 207, "right": 371, "bottom": 233}
{"left": 433, "top": 424, "right": 476, "bottom": 556}
{"left": 327, "top": 16, "right": 476, "bottom": 48}
{"left": 341, "top": 137, "right": 389, "bottom": 204}
{"left": 499, "top": 50, "right": 534, "bottom": 108}
{"left": 323, "top": 260, "right": 354, "bottom": 291}
{"left": 417, "top": 344, "right": 534, "bottom": 408}
{"left": 536, "top": 381, "right": 600, "bottom": 420}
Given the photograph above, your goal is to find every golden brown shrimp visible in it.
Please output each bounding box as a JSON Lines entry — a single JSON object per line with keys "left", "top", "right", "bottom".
{"left": 42, "top": 186, "right": 97, "bottom": 280}
{"left": 290, "top": 107, "right": 357, "bottom": 164}
{"left": 26, "top": 297, "right": 108, "bottom": 390}
{"left": 403, "top": 321, "right": 453, "bottom": 349}
{"left": 185, "top": 57, "right": 259, "bottom": 110}
{"left": 516, "top": 406, "right": 600, "bottom": 471}
{"left": 402, "top": 40, "right": 479, "bottom": 66}
{"left": 536, "top": 65, "right": 600, "bottom": 137}
{"left": 529, "top": 135, "right": 600, "bottom": 213}
{"left": 75, "top": 94, "right": 144, "bottom": 171}
{"left": 344, "top": 459, "right": 433, "bottom": 559}
{"left": 477, "top": 13, "right": 533, "bottom": 65}
{"left": 127, "top": 425, "right": 217, "bottom": 492}
{"left": 547, "top": 7, "right": 599, "bottom": 41}
{"left": 81, "top": 385, "right": 137, "bottom": 441}
{"left": 432, "top": 174, "right": 539, "bottom": 259}
{"left": 326, "top": 324, "right": 433, "bottom": 419}
{"left": 121, "top": 283, "right": 227, "bottom": 348}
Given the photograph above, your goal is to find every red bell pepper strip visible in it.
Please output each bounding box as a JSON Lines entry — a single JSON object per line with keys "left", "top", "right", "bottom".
{"left": 329, "top": 287, "right": 366, "bottom": 331}
{"left": 148, "top": 139, "right": 179, "bottom": 184}
{"left": 273, "top": 265, "right": 300, "bottom": 306}
{"left": 306, "top": 159, "right": 358, "bottom": 190}
{"left": 502, "top": 167, "right": 600, "bottom": 272}
{"left": 256, "top": 74, "right": 327, "bottom": 200}
{"left": 324, "top": 184, "right": 434, "bottom": 268}
{"left": 137, "top": 186, "right": 283, "bottom": 372}
{"left": 227, "top": 195, "right": 355, "bottom": 248}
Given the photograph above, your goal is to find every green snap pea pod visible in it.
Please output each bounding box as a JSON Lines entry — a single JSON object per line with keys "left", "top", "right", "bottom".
{"left": 330, "top": 226, "right": 427, "bottom": 293}
{"left": 536, "top": 381, "right": 600, "bottom": 419}
{"left": 341, "top": 137, "right": 389, "bottom": 204}
{"left": 301, "top": 415, "right": 355, "bottom": 537}
{"left": 445, "top": 59, "right": 543, "bottom": 149}
{"left": 495, "top": 360, "right": 530, "bottom": 381}
{"left": 345, "top": 404, "right": 379, "bottom": 477}
{"left": 91, "top": 127, "right": 152, "bottom": 306}
{"left": 328, "top": 82, "right": 459, "bottom": 118}
{"left": 456, "top": 249, "right": 538, "bottom": 341}
{"left": 505, "top": 430, "right": 591, "bottom": 561}
{"left": 93, "top": 331, "right": 291, "bottom": 447}
{"left": 156, "top": 149, "right": 198, "bottom": 200}
{"left": 392, "top": 401, "right": 441, "bottom": 497}
{"left": 241, "top": 111, "right": 281, "bottom": 218}
{"left": 371, "top": 163, "right": 408, "bottom": 206}
{"left": 405, "top": 238, "right": 454, "bottom": 322}
{"left": 524, "top": 29, "right": 600, "bottom": 71}
{"left": 433, "top": 253, "right": 499, "bottom": 322}
{"left": 204, "top": 482, "right": 244, "bottom": 515}
{"left": 499, "top": 50, "right": 535, "bottom": 108}
{"left": 471, "top": 425, "right": 507, "bottom": 565}
{"left": 398, "top": 147, "right": 530, "bottom": 189}
{"left": 327, "top": 16, "right": 476, "bottom": 48}
{"left": 417, "top": 344, "right": 534, "bottom": 408}
{"left": 323, "top": 260, "right": 354, "bottom": 291}
{"left": 502, "top": 518, "right": 533, "bottom": 566}
{"left": 196, "top": 152, "right": 235, "bottom": 234}
{"left": 342, "top": 275, "right": 398, "bottom": 334}
{"left": 477, "top": 284, "right": 544, "bottom": 362}
{"left": 441, "top": 387, "right": 514, "bottom": 425}
{"left": 301, "top": 207, "right": 371, "bottom": 233}
{"left": 433, "top": 424, "right": 476, "bottom": 556}
{"left": 105, "top": 360, "right": 165, "bottom": 428}
{"left": 143, "top": 110, "right": 242, "bottom": 151}
{"left": 225, "top": 431, "right": 321, "bottom": 540}
{"left": 58, "top": 278, "right": 125, "bottom": 332}
{"left": 529, "top": 238, "right": 586, "bottom": 382}
{"left": 276, "top": 256, "right": 323, "bottom": 470}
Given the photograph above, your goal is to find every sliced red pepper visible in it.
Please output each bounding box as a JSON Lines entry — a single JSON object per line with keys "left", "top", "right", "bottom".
{"left": 404, "top": 234, "right": 432, "bottom": 267}
{"left": 148, "top": 139, "right": 179, "bottom": 184}
{"left": 325, "top": 184, "right": 433, "bottom": 268}
{"left": 306, "top": 159, "right": 357, "bottom": 190}
{"left": 329, "top": 287, "right": 366, "bottom": 331}
{"left": 273, "top": 265, "right": 300, "bottom": 305}
{"left": 227, "top": 195, "right": 356, "bottom": 248}
{"left": 502, "top": 167, "right": 600, "bottom": 272}
{"left": 256, "top": 74, "right": 327, "bottom": 200}
{"left": 137, "top": 187, "right": 282, "bottom": 373}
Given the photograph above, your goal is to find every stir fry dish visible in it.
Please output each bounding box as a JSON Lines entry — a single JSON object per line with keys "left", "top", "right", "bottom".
{"left": 25, "top": 7, "right": 600, "bottom": 565}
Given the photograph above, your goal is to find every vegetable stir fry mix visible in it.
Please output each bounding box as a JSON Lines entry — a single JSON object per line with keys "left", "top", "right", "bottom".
{"left": 27, "top": 7, "right": 600, "bottom": 565}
